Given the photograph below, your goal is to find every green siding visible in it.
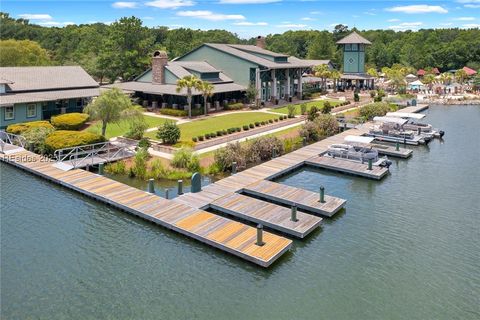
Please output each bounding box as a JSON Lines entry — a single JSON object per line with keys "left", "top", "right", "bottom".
{"left": 165, "top": 69, "right": 179, "bottom": 84}
{"left": 343, "top": 49, "right": 365, "bottom": 73}
{"left": 177, "top": 45, "right": 259, "bottom": 87}
{"left": 1, "top": 103, "right": 42, "bottom": 129}
{"left": 137, "top": 70, "right": 152, "bottom": 82}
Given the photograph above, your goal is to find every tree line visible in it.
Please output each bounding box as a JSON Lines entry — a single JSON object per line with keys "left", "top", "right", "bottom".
{"left": 1, "top": 12, "right": 479, "bottom": 82}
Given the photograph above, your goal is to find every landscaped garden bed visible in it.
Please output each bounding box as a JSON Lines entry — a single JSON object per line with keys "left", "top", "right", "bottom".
{"left": 269, "top": 100, "right": 344, "bottom": 116}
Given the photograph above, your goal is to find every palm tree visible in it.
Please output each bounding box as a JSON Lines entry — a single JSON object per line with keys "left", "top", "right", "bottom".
{"left": 455, "top": 69, "right": 468, "bottom": 85}
{"left": 199, "top": 81, "right": 214, "bottom": 116}
{"left": 329, "top": 70, "right": 341, "bottom": 92}
{"left": 439, "top": 72, "right": 452, "bottom": 85}
{"left": 176, "top": 75, "right": 203, "bottom": 118}
{"left": 313, "top": 64, "right": 330, "bottom": 90}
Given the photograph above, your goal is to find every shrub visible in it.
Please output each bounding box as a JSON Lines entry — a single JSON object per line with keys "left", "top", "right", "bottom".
{"left": 287, "top": 104, "right": 296, "bottom": 118}
{"left": 205, "top": 134, "right": 211, "bottom": 139}
{"left": 307, "top": 106, "right": 319, "bottom": 121}
{"left": 315, "top": 114, "right": 339, "bottom": 137}
{"left": 322, "top": 101, "right": 332, "bottom": 114}
{"left": 210, "top": 132, "right": 217, "bottom": 138}
{"left": 243, "top": 125, "right": 249, "bottom": 130}
{"left": 249, "top": 123, "right": 254, "bottom": 128}
{"left": 156, "top": 120, "right": 180, "bottom": 145}
{"left": 44, "top": 130, "right": 105, "bottom": 153}
{"left": 192, "top": 137, "right": 198, "bottom": 142}
{"left": 247, "top": 136, "right": 284, "bottom": 163}
{"left": 224, "top": 102, "right": 244, "bottom": 110}
{"left": 51, "top": 113, "right": 89, "bottom": 130}
{"left": 359, "top": 102, "right": 392, "bottom": 120}
{"left": 172, "top": 148, "right": 200, "bottom": 172}
{"left": 21, "top": 126, "right": 55, "bottom": 154}
{"left": 214, "top": 142, "right": 246, "bottom": 172}
{"left": 105, "top": 161, "right": 126, "bottom": 175}
{"left": 159, "top": 108, "right": 187, "bottom": 117}
{"left": 300, "top": 103, "right": 307, "bottom": 115}
{"left": 223, "top": 130, "right": 228, "bottom": 135}
{"left": 370, "top": 90, "right": 376, "bottom": 98}
{"left": 255, "top": 122, "right": 260, "bottom": 127}
{"left": 236, "top": 127, "right": 241, "bottom": 132}
{"left": 260, "top": 121, "right": 266, "bottom": 125}
{"left": 216, "top": 130, "right": 223, "bottom": 136}
{"left": 268, "top": 119, "right": 273, "bottom": 124}
{"left": 300, "top": 121, "right": 320, "bottom": 142}
{"left": 125, "top": 117, "right": 148, "bottom": 140}
{"left": 132, "top": 148, "right": 149, "bottom": 179}
{"left": 138, "top": 137, "right": 151, "bottom": 149}
{"left": 148, "top": 159, "right": 166, "bottom": 179}
{"left": 374, "top": 96, "right": 383, "bottom": 102}
{"left": 6, "top": 121, "right": 54, "bottom": 135}
{"left": 274, "top": 118, "right": 279, "bottom": 122}
{"left": 198, "top": 135, "right": 204, "bottom": 141}
{"left": 354, "top": 92, "right": 360, "bottom": 102}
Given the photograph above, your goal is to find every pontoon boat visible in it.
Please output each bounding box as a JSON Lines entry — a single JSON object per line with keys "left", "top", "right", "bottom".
{"left": 386, "top": 112, "right": 445, "bottom": 138}
{"left": 366, "top": 116, "right": 433, "bottom": 145}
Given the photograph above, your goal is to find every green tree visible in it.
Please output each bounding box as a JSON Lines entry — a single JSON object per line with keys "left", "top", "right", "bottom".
{"left": 84, "top": 87, "right": 139, "bottom": 136}
{"left": 246, "top": 84, "right": 259, "bottom": 106}
{"left": 313, "top": 64, "right": 331, "bottom": 90}
{"left": 176, "top": 75, "right": 203, "bottom": 118}
{"left": 0, "top": 39, "right": 51, "bottom": 66}
{"left": 156, "top": 120, "right": 180, "bottom": 144}
{"left": 455, "top": 69, "right": 468, "bottom": 84}
{"left": 199, "top": 81, "right": 214, "bottom": 116}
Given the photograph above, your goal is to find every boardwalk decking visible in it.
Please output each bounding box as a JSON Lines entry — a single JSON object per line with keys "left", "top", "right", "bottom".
{"left": 0, "top": 151, "right": 292, "bottom": 267}
{"left": 242, "top": 180, "right": 346, "bottom": 217}
{"left": 305, "top": 156, "right": 389, "bottom": 180}
{"left": 370, "top": 143, "right": 413, "bottom": 158}
{"left": 210, "top": 193, "right": 322, "bottom": 238}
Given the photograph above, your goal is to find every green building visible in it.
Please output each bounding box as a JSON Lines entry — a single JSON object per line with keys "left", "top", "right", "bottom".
{"left": 110, "top": 37, "right": 332, "bottom": 110}
{"left": 0, "top": 66, "right": 99, "bottom": 129}
{"left": 336, "top": 31, "right": 375, "bottom": 90}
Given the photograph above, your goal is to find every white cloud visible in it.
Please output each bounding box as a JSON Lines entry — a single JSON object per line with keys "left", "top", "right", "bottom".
{"left": 38, "top": 21, "right": 75, "bottom": 27}
{"left": 388, "top": 18, "right": 400, "bottom": 22}
{"left": 145, "top": 0, "right": 195, "bottom": 9}
{"left": 301, "top": 17, "right": 315, "bottom": 21}
{"left": 310, "top": 11, "right": 321, "bottom": 14}
{"left": 364, "top": 12, "right": 376, "bottom": 16}
{"left": 440, "top": 22, "right": 453, "bottom": 26}
{"left": 454, "top": 17, "right": 476, "bottom": 20}
{"left": 177, "top": 10, "right": 245, "bottom": 21}
{"left": 234, "top": 21, "right": 268, "bottom": 25}
{"left": 388, "top": 22, "right": 423, "bottom": 30}
{"left": 462, "top": 23, "right": 480, "bottom": 28}
{"left": 18, "top": 14, "right": 52, "bottom": 20}
{"left": 386, "top": 5, "right": 448, "bottom": 14}
{"left": 464, "top": 4, "right": 480, "bottom": 7}
{"left": 456, "top": 0, "right": 480, "bottom": 3}
{"left": 112, "top": 2, "right": 139, "bottom": 8}
{"left": 276, "top": 23, "right": 308, "bottom": 28}
{"left": 219, "top": 0, "right": 280, "bottom": 3}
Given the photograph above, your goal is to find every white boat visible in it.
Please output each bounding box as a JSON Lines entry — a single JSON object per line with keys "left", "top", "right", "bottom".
{"left": 366, "top": 116, "right": 433, "bottom": 145}
{"left": 386, "top": 112, "right": 445, "bottom": 138}
{"left": 326, "top": 135, "right": 392, "bottom": 168}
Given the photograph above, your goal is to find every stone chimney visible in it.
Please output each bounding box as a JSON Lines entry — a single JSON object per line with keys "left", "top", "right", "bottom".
{"left": 256, "top": 36, "right": 266, "bottom": 49}
{"left": 152, "top": 50, "right": 168, "bottom": 84}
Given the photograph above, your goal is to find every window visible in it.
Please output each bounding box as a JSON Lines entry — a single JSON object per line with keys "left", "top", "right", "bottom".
{"left": 26, "top": 104, "right": 37, "bottom": 118}
{"left": 76, "top": 98, "right": 83, "bottom": 107}
{"left": 345, "top": 44, "right": 351, "bottom": 51}
{"left": 4, "top": 106, "right": 14, "bottom": 120}
{"left": 351, "top": 44, "right": 358, "bottom": 51}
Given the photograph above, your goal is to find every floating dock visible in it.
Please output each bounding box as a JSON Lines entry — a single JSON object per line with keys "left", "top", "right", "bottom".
{"left": 242, "top": 180, "right": 346, "bottom": 217}
{"left": 370, "top": 143, "right": 412, "bottom": 158}
{"left": 210, "top": 193, "right": 322, "bottom": 238}
{"left": 0, "top": 150, "right": 292, "bottom": 267}
{"left": 305, "top": 156, "right": 389, "bottom": 180}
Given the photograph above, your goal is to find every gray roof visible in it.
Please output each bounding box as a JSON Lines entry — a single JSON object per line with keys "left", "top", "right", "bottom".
{"left": 228, "top": 44, "right": 288, "bottom": 58}
{"left": 0, "top": 66, "right": 99, "bottom": 92}
{"left": 0, "top": 87, "right": 100, "bottom": 106}
{"left": 103, "top": 81, "right": 246, "bottom": 96}
{"left": 336, "top": 32, "right": 372, "bottom": 45}
{"left": 174, "top": 61, "right": 221, "bottom": 73}
{"left": 201, "top": 43, "right": 322, "bottom": 69}
{"left": 341, "top": 73, "right": 374, "bottom": 80}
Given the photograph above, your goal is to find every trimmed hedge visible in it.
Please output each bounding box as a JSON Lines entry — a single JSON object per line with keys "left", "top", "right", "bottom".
{"left": 6, "top": 121, "right": 54, "bottom": 135}
{"left": 45, "top": 130, "right": 105, "bottom": 153}
{"left": 159, "top": 108, "right": 188, "bottom": 117}
{"left": 51, "top": 113, "right": 89, "bottom": 130}
{"left": 224, "top": 102, "right": 244, "bottom": 110}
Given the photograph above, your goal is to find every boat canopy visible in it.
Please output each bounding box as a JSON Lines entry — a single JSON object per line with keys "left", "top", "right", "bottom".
{"left": 373, "top": 116, "right": 409, "bottom": 125}
{"left": 344, "top": 135, "right": 374, "bottom": 144}
{"left": 386, "top": 112, "right": 426, "bottom": 120}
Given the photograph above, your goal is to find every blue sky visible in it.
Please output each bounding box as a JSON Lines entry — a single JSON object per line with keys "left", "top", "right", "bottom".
{"left": 2, "top": 0, "right": 479, "bottom": 38}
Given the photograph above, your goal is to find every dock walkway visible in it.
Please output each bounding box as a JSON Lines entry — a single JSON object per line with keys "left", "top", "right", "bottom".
{"left": 305, "top": 156, "right": 389, "bottom": 180}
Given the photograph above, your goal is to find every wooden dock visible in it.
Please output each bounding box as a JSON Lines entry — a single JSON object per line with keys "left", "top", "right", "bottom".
{"left": 209, "top": 193, "right": 322, "bottom": 238}
{"left": 305, "top": 156, "right": 389, "bottom": 180}
{"left": 370, "top": 143, "right": 412, "bottom": 158}
{"left": 0, "top": 150, "right": 292, "bottom": 267}
{"left": 242, "top": 180, "right": 346, "bottom": 217}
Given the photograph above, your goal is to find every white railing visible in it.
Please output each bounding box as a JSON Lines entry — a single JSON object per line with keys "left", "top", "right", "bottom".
{"left": 54, "top": 141, "right": 134, "bottom": 168}
{"left": 0, "top": 131, "right": 27, "bottom": 153}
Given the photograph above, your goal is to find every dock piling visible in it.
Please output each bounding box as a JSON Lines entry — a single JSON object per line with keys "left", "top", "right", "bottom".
{"left": 231, "top": 162, "right": 237, "bottom": 175}
{"left": 98, "top": 163, "right": 104, "bottom": 175}
{"left": 177, "top": 180, "right": 183, "bottom": 195}
{"left": 256, "top": 224, "right": 265, "bottom": 246}
{"left": 148, "top": 179, "right": 155, "bottom": 193}
{"left": 165, "top": 188, "right": 170, "bottom": 199}
{"left": 272, "top": 148, "right": 277, "bottom": 159}
{"left": 396, "top": 141, "right": 400, "bottom": 151}
{"left": 302, "top": 137, "right": 307, "bottom": 147}
{"left": 291, "top": 204, "right": 298, "bottom": 222}
{"left": 368, "top": 159, "right": 373, "bottom": 170}
{"left": 319, "top": 186, "right": 325, "bottom": 203}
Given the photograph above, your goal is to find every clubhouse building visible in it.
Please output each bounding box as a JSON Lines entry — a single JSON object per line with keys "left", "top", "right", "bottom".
{"left": 108, "top": 37, "right": 332, "bottom": 110}
{"left": 0, "top": 66, "right": 99, "bottom": 129}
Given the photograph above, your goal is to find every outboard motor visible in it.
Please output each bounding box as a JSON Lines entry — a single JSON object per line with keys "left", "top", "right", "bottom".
{"left": 423, "top": 135, "right": 433, "bottom": 144}
{"left": 439, "top": 130, "right": 445, "bottom": 138}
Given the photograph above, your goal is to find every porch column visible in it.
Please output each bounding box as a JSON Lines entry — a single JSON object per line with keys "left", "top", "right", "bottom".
{"left": 255, "top": 68, "right": 261, "bottom": 102}
{"left": 297, "top": 69, "right": 303, "bottom": 99}
{"left": 286, "top": 69, "right": 291, "bottom": 100}
{"left": 271, "top": 69, "right": 277, "bottom": 102}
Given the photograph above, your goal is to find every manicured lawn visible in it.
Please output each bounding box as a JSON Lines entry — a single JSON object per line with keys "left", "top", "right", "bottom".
{"left": 84, "top": 115, "right": 172, "bottom": 139}
{"left": 145, "top": 112, "right": 281, "bottom": 142}
{"left": 270, "top": 100, "right": 341, "bottom": 115}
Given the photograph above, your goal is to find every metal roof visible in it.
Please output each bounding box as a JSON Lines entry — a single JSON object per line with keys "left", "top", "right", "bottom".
{"left": 0, "top": 87, "right": 100, "bottom": 106}
{"left": 336, "top": 31, "right": 372, "bottom": 45}
{"left": 344, "top": 135, "right": 375, "bottom": 144}
{"left": 103, "top": 81, "right": 246, "bottom": 96}
{"left": 228, "top": 44, "right": 289, "bottom": 58}
{"left": 386, "top": 112, "right": 426, "bottom": 120}
{"left": 341, "top": 73, "right": 374, "bottom": 80}
{"left": 373, "top": 116, "right": 408, "bottom": 125}
{"left": 0, "top": 66, "right": 99, "bottom": 92}
{"left": 173, "top": 61, "right": 221, "bottom": 73}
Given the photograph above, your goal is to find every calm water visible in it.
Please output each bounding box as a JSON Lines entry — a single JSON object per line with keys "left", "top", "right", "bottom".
{"left": 1, "top": 105, "right": 479, "bottom": 319}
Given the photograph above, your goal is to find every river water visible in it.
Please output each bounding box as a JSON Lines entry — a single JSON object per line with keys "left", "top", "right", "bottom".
{"left": 1, "top": 105, "right": 479, "bottom": 319}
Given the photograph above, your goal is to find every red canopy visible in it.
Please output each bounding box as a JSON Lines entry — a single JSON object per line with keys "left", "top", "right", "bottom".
{"left": 432, "top": 67, "right": 440, "bottom": 74}
{"left": 463, "top": 66, "right": 477, "bottom": 76}
{"left": 417, "top": 69, "right": 425, "bottom": 76}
